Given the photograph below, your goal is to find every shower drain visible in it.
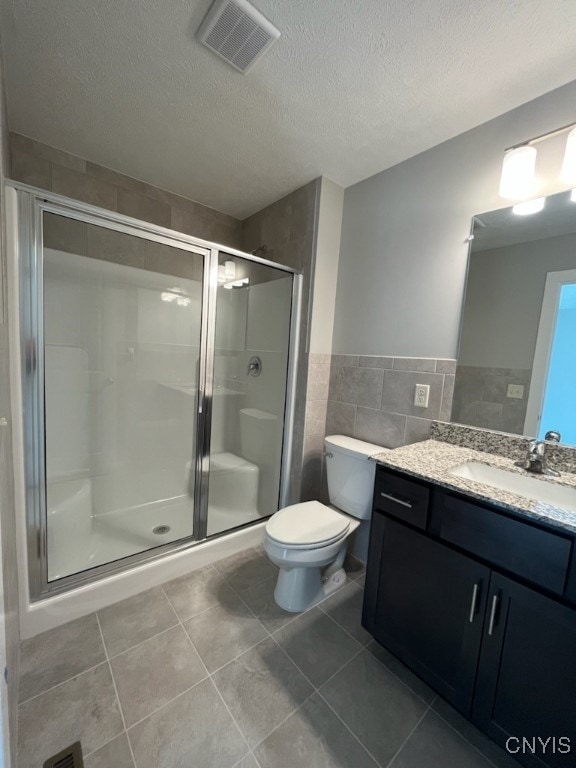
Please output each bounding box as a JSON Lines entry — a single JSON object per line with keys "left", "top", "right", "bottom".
{"left": 153, "top": 525, "right": 171, "bottom": 535}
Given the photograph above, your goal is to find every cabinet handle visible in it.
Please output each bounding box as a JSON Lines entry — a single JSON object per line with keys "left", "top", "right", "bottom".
{"left": 468, "top": 582, "right": 480, "bottom": 623}
{"left": 488, "top": 594, "right": 499, "bottom": 636}
{"left": 380, "top": 492, "right": 413, "bottom": 509}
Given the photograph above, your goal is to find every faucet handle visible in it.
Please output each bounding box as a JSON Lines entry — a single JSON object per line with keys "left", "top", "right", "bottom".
{"left": 528, "top": 439, "right": 544, "bottom": 456}
{"left": 544, "top": 430, "right": 561, "bottom": 444}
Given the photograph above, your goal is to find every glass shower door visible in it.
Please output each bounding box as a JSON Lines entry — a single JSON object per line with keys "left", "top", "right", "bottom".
{"left": 206, "top": 254, "right": 294, "bottom": 536}
{"left": 42, "top": 212, "right": 206, "bottom": 580}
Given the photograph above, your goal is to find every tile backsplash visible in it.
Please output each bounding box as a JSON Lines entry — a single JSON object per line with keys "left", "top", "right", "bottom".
{"left": 326, "top": 355, "right": 456, "bottom": 449}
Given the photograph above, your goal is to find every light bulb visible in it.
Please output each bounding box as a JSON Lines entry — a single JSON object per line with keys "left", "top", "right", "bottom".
{"left": 512, "top": 197, "right": 545, "bottom": 216}
{"left": 571, "top": 189, "right": 576, "bottom": 203}
{"left": 561, "top": 127, "right": 576, "bottom": 185}
{"left": 224, "top": 260, "right": 236, "bottom": 280}
{"left": 499, "top": 145, "right": 537, "bottom": 200}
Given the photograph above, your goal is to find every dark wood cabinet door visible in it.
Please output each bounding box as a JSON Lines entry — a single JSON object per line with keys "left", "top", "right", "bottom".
{"left": 372, "top": 516, "right": 490, "bottom": 715}
{"left": 473, "top": 573, "right": 576, "bottom": 768}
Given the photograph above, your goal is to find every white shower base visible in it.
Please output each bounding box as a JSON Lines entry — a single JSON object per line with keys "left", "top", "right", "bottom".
{"left": 47, "top": 451, "right": 262, "bottom": 581}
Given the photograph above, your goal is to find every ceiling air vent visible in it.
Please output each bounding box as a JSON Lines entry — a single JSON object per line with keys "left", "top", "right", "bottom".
{"left": 43, "top": 742, "right": 84, "bottom": 768}
{"left": 197, "top": 0, "right": 280, "bottom": 73}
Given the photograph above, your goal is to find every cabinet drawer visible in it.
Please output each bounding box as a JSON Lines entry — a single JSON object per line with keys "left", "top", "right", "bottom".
{"left": 437, "top": 492, "right": 572, "bottom": 594}
{"left": 374, "top": 469, "right": 430, "bottom": 529}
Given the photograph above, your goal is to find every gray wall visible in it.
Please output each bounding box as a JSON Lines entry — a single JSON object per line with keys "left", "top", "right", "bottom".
{"left": 332, "top": 79, "right": 576, "bottom": 358}
{"left": 0, "top": 44, "right": 20, "bottom": 765}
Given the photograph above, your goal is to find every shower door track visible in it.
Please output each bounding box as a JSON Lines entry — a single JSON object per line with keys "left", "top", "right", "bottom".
{"left": 8, "top": 181, "right": 302, "bottom": 600}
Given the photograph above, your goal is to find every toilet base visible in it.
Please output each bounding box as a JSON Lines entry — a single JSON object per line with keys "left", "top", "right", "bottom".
{"left": 273, "top": 564, "right": 348, "bottom": 612}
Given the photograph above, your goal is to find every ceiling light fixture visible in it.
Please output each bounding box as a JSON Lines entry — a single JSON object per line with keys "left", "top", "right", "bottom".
{"left": 570, "top": 189, "right": 576, "bottom": 203}
{"left": 499, "top": 121, "right": 576, "bottom": 204}
{"left": 512, "top": 197, "right": 545, "bottom": 216}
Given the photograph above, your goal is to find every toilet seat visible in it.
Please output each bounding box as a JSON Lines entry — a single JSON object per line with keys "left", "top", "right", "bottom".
{"left": 265, "top": 501, "right": 350, "bottom": 549}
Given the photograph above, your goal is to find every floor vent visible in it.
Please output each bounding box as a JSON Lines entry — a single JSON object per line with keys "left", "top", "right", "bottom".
{"left": 43, "top": 742, "right": 84, "bottom": 768}
{"left": 197, "top": 0, "right": 280, "bottom": 73}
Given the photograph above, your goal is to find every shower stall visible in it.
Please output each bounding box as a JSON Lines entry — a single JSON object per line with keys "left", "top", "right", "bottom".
{"left": 8, "top": 184, "right": 300, "bottom": 602}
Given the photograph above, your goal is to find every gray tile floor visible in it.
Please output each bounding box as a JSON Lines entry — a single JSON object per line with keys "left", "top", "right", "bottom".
{"left": 17, "top": 547, "right": 519, "bottom": 768}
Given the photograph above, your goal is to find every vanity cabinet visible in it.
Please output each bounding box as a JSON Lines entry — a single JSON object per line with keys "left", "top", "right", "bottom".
{"left": 363, "top": 466, "right": 576, "bottom": 768}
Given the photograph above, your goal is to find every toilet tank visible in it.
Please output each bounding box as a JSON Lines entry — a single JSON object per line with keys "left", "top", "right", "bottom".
{"left": 325, "top": 435, "right": 386, "bottom": 520}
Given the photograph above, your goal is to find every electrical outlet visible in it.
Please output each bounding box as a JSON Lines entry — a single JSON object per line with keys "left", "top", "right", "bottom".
{"left": 414, "top": 383, "right": 430, "bottom": 408}
{"left": 507, "top": 384, "right": 525, "bottom": 399}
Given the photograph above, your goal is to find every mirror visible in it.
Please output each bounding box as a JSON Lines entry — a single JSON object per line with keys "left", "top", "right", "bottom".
{"left": 453, "top": 189, "right": 576, "bottom": 448}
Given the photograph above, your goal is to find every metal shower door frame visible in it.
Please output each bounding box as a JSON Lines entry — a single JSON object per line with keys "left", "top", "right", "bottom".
{"left": 9, "top": 182, "right": 300, "bottom": 599}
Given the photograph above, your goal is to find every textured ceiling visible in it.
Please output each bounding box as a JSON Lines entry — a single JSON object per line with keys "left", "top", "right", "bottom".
{"left": 2, "top": 0, "right": 576, "bottom": 218}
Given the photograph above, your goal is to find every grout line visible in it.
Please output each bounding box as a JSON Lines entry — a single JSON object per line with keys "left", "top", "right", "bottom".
{"left": 170, "top": 586, "right": 253, "bottom": 759}
{"left": 17, "top": 659, "right": 110, "bottom": 706}
{"left": 385, "top": 702, "right": 432, "bottom": 768}
{"left": 123, "top": 674, "right": 211, "bottom": 732}
{"left": 316, "top": 688, "right": 388, "bottom": 767}
{"left": 106, "top": 621, "right": 181, "bottom": 663}
{"left": 95, "top": 612, "right": 137, "bottom": 768}
{"left": 249, "top": 692, "right": 316, "bottom": 752}
{"left": 431, "top": 704, "right": 510, "bottom": 768}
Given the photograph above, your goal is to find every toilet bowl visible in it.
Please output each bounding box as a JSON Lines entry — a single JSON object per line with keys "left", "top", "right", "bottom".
{"left": 264, "top": 435, "right": 385, "bottom": 612}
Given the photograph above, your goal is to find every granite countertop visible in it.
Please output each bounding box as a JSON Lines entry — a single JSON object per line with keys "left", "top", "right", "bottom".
{"left": 374, "top": 439, "right": 576, "bottom": 535}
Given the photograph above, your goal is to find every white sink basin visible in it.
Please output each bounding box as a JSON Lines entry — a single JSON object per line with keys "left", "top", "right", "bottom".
{"left": 449, "top": 462, "right": 576, "bottom": 512}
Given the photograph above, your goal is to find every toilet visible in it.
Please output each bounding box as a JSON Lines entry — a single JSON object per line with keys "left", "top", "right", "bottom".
{"left": 264, "top": 434, "right": 384, "bottom": 612}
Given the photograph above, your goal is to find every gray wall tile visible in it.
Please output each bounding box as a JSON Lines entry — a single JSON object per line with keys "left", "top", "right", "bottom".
{"left": 87, "top": 224, "right": 146, "bottom": 268}
{"left": 330, "top": 366, "right": 384, "bottom": 408}
{"left": 52, "top": 165, "right": 118, "bottom": 209}
{"left": 440, "top": 373, "right": 455, "bottom": 422}
{"left": 43, "top": 212, "right": 87, "bottom": 255}
{"left": 117, "top": 188, "right": 171, "bottom": 228}
{"left": 11, "top": 133, "right": 85, "bottom": 172}
{"left": 359, "top": 355, "right": 393, "bottom": 369}
{"left": 404, "top": 416, "right": 433, "bottom": 445}
{"left": 381, "top": 370, "right": 444, "bottom": 420}
{"left": 11, "top": 148, "right": 51, "bottom": 188}
{"left": 332, "top": 354, "right": 359, "bottom": 367}
{"left": 305, "top": 399, "right": 328, "bottom": 436}
{"left": 144, "top": 240, "right": 203, "bottom": 281}
{"left": 326, "top": 401, "right": 356, "bottom": 436}
{"left": 393, "top": 357, "right": 437, "bottom": 372}
{"left": 436, "top": 359, "right": 457, "bottom": 374}
{"left": 306, "top": 364, "right": 330, "bottom": 401}
{"left": 354, "top": 408, "right": 406, "bottom": 448}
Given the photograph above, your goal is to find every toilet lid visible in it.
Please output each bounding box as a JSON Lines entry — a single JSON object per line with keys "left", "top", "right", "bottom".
{"left": 266, "top": 501, "right": 350, "bottom": 547}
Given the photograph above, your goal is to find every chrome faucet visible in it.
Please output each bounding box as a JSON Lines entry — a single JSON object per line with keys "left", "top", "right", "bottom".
{"left": 516, "top": 430, "right": 561, "bottom": 477}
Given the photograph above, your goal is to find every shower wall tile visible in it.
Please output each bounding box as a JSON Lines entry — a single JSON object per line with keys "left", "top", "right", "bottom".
{"left": 10, "top": 148, "right": 51, "bottom": 189}
{"left": 326, "top": 355, "right": 456, "bottom": 451}
{"left": 86, "top": 224, "right": 146, "bottom": 268}
{"left": 9, "top": 132, "right": 243, "bottom": 248}
{"left": 242, "top": 179, "right": 321, "bottom": 505}
{"left": 52, "top": 165, "right": 118, "bottom": 210}
{"left": 11, "top": 133, "right": 86, "bottom": 172}
{"left": 43, "top": 213, "right": 88, "bottom": 255}
{"left": 117, "top": 188, "right": 171, "bottom": 228}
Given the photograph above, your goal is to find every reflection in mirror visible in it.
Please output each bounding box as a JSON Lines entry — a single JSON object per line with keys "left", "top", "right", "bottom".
{"left": 453, "top": 189, "right": 576, "bottom": 447}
